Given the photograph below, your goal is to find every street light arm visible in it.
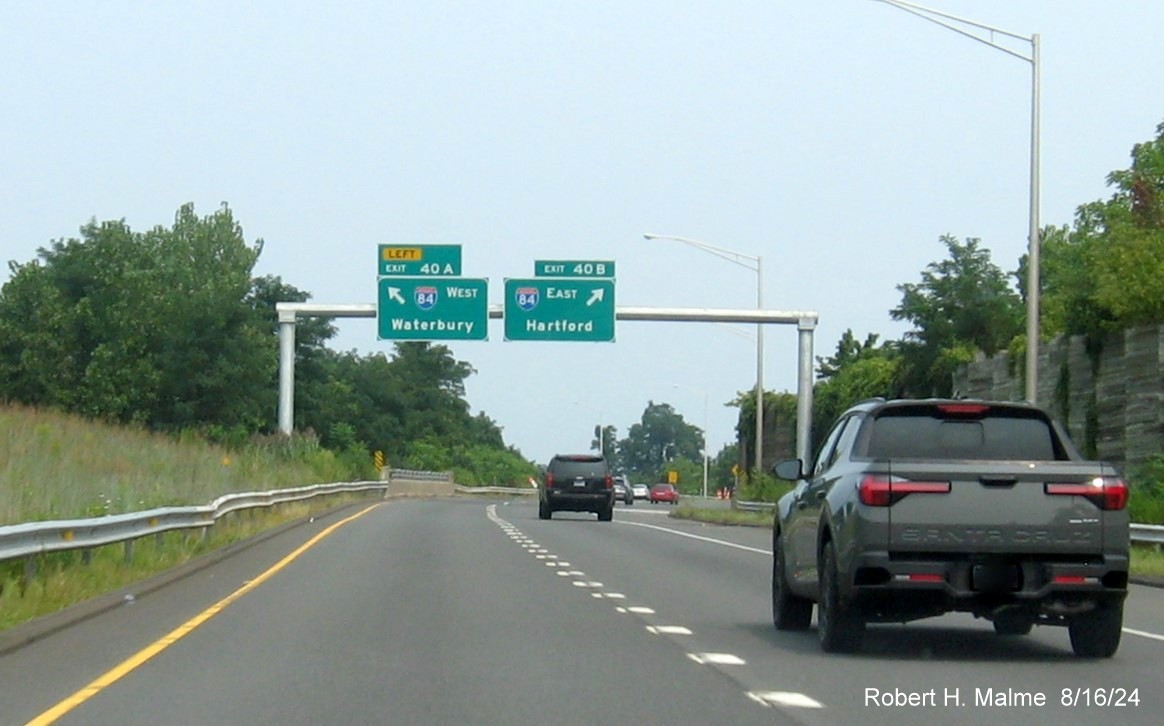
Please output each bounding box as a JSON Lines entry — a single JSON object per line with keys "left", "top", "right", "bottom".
{"left": 874, "top": 0, "right": 1033, "bottom": 63}
{"left": 876, "top": 0, "right": 1040, "bottom": 405}
{"left": 643, "top": 233, "right": 760, "bottom": 272}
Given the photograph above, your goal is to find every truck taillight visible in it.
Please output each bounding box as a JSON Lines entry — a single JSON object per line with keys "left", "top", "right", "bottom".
{"left": 858, "top": 475, "right": 952, "bottom": 506}
{"left": 1045, "top": 477, "right": 1127, "bottom": 510}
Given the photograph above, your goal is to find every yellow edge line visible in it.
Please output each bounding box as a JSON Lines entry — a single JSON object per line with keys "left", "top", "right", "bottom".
{"left": 27, "top": 503, "right": 382, "bottom": 726}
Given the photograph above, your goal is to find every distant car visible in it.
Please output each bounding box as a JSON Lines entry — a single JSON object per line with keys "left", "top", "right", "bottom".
{"left": 631, "top": 482, "right": 650, "bottom": 501}
{"left": 612, "top": 476, "right": 634, "bottom": 505}
{"left": 649, "top": 483, "right": 679, "bottom": 505}
{"left": 539, "top": 454, "right": 615, "bottom": 521}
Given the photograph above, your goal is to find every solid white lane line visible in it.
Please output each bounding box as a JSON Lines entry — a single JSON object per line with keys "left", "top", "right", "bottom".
{"left": 1123, "top": 627, "right": 1164, "bottom": 642}
{"left": 621, "top": 521, "right": 770, "bottom": 555}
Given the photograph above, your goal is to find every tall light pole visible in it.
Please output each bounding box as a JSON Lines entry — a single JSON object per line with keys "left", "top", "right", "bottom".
{"left": 644, "top": 233, "right": 764, "bottom": 474}
{"left": 875, "top": 0, "right": 1041, "bottom": 403}
{"left": 673, "top": 383, "right": 710, "bottom": 499}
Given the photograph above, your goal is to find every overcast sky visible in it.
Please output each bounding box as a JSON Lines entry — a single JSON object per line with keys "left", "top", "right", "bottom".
{"left": 3, "top": 1, "right": 1161, "bottom": 466}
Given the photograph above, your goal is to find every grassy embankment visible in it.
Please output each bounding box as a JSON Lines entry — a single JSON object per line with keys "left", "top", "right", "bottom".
{"left": 0, "top": 405, "right": 375, "bottom": 632}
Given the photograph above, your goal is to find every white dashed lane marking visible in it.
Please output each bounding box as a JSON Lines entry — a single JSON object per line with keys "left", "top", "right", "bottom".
{"left": 688, "top": 653, "right": 746, "bottom": 666}
{"left": 748, "top": 692, "right": 825, "bottom": 709}
{"left": 486, "top": 504, "right": 826, "bottom": 715}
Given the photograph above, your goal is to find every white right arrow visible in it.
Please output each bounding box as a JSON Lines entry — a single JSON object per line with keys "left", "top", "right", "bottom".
{"left": 388, "top": 287, "right": 405, "bottom": 304}
{"left": 586, "top": 288, "right": 605, "bottom": 306}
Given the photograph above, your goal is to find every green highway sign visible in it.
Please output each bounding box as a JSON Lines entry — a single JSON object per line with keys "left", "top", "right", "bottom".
{"left": 534, "top": 259, "right": 616, "bottom": 278}
{"left": 377, "top": 277, "right": 488, "bottom": 341}
{"left": 378, "top": 244, "right": 462, "bottom": 276}
{"left": 504, "top": 278, "right": 615, "bottom": 342}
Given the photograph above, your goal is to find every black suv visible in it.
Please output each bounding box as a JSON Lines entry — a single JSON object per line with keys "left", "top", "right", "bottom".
{"left": 539, "top": 454, "right": 615, "bottom": 521}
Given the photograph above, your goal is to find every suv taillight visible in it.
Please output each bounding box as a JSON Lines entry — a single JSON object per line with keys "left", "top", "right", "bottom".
{"left": 1045, "top": 477, "right": 1127, "bottom": 510}
{"left": 545, "top": 473, "right": 554, "bottom": 489}
{"left": 858, "top": 475, "right": 951, "bottom": 506}
{"left": 604, "top": 474, "right": 613, "bottom": 489}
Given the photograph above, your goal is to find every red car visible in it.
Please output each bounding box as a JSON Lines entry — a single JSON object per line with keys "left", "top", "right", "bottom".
{"left": 649, "top": 483, "right": 679, "bottom": 505}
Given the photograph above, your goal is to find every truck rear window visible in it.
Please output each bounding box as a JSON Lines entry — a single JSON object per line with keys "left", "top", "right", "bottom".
{"left": 866, "top": 406, "right": 1062, "bottom": 460}
{"left": 550, "top": 458, "right": 608, "bottom": 478}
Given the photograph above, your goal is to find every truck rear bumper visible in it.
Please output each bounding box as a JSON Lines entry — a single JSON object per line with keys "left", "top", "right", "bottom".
{"left": 543, "top": 490, "right": 614, "bottom": 512}
{"left": 846, "top": 551, "right": 1128, "bottom": 622}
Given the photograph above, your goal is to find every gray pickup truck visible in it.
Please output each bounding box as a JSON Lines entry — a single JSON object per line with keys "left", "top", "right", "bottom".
{"left": 771, "top": 398, "right": 1129, "bottom": 657}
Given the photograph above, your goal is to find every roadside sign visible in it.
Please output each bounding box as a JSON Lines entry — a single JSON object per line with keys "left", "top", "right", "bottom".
{"left": 378, "top": 244, "right": 462, "bottom": 276}
{"left": 377, "top": 277, "right": 488, "bottom": 341}
{"left": 503, "top": 278, "right": 615, "bottom": 342}
{"left": 668, "top": 470, "right": 678, "bottom": 484}
{"left": 534, "top": 260, "right": 616, "bottom": 278}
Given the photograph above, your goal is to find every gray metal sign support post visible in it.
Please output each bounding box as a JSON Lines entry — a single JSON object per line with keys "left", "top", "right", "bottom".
{"left": 275, "top": 302, "right": 818, "bottom": 468}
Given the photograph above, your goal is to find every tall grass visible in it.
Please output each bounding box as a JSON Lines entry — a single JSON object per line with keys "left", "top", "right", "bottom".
{"left": 0, "top": 404, "right": 379, "bottom": 631}
{"left": 1127, "top": 455, "right": 1164, "bottom": 525}
{"left": 0, "top": 405, "right": 371, "bottom": 525}
{"left": 0, "top": 499, "right": 365, "bottom": 631}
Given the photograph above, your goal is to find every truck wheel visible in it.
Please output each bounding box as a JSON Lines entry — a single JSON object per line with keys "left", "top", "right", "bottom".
{"left": 817, "top": 540, "right": 864, "bottom": 653}
{"left": 1069, "top": 603, "right": 1123, "bottom": 658}
{"left": 538, "top": 501, "right": 552, "bottom": 520}
{"left": 772, "top": 531, "right": 813, "bottom": 631}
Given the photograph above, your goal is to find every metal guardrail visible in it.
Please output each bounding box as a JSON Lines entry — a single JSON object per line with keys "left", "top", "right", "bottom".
{"left": 0, "top": 481, "right": 387, "bottom": 564}
{"left": 453, "top": 485, "right": 536, "bottom": 495}
{"left": 387, "top": 469, "right": 453, "bottom": 483}
{"left": 732, "top": 499, "right": 1164, "bottom": 546}
{"left": 733, "top": 500, "right": 776, "bottom": 513}
{"left": 1133, "top": 524, "right": 1164, "bottom": 546}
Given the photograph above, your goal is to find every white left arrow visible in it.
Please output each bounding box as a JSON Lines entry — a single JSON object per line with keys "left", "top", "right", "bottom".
{"left": 586, "top": 288, "right": 605, "bottom": 306}
{"left": 387, "top": 287, "right": 406, "bottom": 304}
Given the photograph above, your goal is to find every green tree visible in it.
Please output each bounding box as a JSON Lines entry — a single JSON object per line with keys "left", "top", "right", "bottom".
{"left": 817, "top": 330, "right": 883, "bottom": 379}
{"left": 813, "top": 353, "right": 901, "bottom": 446}
{"left": 1038, "top": 120, "right": 1164, "bottom": 344}
{"left": 732, "top": 389, "right": 797, "bottom": 474}
{"left": 616, "top": 401, "right": 703, "bottom": 482}
{"left": 451, "top": 444, "right": 537, "bottom": 486}
{"left": 0, "top": 204, "right": 272, "bottom": 432}
{"left": 710, "top": 442, "right": 741, "bottom": 493}
{"left": 891, "top": 235, "right": 1022, "bottom": 396}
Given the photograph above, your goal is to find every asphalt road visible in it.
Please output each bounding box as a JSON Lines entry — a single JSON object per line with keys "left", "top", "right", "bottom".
{"left": 1, "top": 496, "right": 1161, "bottom": 725}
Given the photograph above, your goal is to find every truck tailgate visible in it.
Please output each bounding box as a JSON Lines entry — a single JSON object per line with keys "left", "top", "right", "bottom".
{"left": 881, "top": 461, "right": 1118, "bottom": 556}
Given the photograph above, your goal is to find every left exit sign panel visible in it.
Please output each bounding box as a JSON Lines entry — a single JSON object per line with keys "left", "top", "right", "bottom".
{"left": 378, "top": 245, "right": 462, "bottom": 276}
